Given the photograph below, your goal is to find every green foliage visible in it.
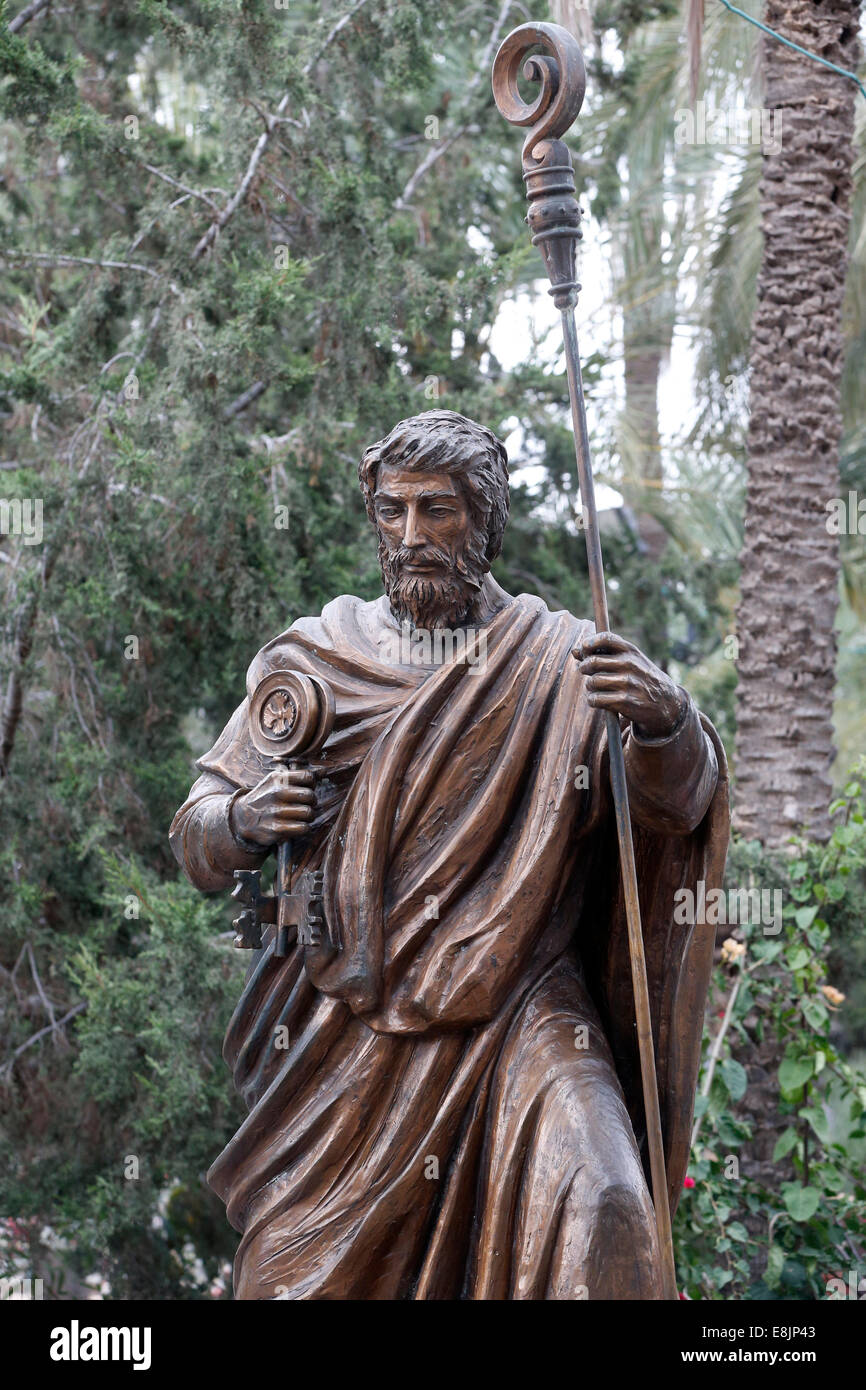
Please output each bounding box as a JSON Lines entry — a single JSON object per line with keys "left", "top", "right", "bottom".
{"left": 1, "top": 856, "right": 244, "bottom": 1298}
{"left": 675, "top": 769, "right": 866, "bottom": 1300}
{"left": 2, "top": 0, "right": 579, "bottom": 1298}
{"left": 0, "top": 0, "right": 862, "bottom": 1301}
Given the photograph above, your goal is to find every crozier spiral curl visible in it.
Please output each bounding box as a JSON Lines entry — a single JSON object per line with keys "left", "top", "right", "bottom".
{"left": 491, "top": 21, "right": 586, "bottom": 161}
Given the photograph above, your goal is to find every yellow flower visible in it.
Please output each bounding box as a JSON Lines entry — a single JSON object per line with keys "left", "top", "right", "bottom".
{"left": 821, "top": 985, "right": 845, "bottom": 1009}
{"left": 720, "top": 937, "right": 746, "bottom": 965}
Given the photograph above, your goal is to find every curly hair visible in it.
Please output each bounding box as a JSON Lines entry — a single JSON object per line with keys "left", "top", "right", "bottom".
{"left": 358, "top": 409, "right": 510, "bottom": 565}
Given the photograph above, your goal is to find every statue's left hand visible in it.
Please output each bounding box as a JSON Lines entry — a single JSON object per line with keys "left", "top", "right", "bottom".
{"left": 572, "top": 630, "right": 686, "bottom": 739}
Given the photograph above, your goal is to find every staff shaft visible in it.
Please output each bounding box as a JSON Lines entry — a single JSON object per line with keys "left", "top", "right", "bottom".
{"left": 562, "top": 308, "right": 678, "bottom": 1302}
{"left": 493, "top": 19, "right": 680, "bottom": 1299}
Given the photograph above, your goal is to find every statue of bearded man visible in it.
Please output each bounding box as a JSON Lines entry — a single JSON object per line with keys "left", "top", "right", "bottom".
{"left": 170, "top": 409, "right": 729, "bottom": 1301}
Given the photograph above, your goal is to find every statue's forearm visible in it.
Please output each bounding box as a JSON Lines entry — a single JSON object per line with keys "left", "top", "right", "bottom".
{"left": 622, "top": 693, "right": 718, "bottom": 835}
{"left": 170, "top": 782, "right": 266, "bottom": 892}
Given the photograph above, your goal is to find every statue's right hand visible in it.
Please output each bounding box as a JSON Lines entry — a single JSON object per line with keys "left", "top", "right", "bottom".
{"left": 230, "top": 767, "right": 316, "bottom": 847}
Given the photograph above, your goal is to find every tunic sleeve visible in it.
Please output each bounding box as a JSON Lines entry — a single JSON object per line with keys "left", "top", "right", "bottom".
{"left": 622, "top": 691, "right": 718, "bottom": 836}
{"left": 169, "top": 769, "right": 266, "bottom": 892}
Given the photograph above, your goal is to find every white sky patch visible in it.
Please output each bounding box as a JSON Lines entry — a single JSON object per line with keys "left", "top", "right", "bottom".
{"left": 490, "top": 218, "right": 629, "bottom": 513}
{"left": 466, "top": 224, "right": 494, "bottom": 255}
{"left": 488, "top": 188, "right": 715, "bottom": 512}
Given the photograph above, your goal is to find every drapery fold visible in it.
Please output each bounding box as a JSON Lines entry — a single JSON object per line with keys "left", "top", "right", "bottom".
{"left": 170, "top": 588, "right": 728, "bottom": 1297}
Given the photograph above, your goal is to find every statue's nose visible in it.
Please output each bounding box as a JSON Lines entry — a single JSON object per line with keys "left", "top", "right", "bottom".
{"left": 403, "top": 507, "right": 423, "bottom": 549}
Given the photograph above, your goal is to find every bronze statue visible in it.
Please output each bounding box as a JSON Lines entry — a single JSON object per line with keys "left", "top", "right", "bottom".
{"left": 170, "top": 408, "right": 728, "bottom": 1300}
{"left": 169, "top": 24, "right": 729, "bottom": 1300}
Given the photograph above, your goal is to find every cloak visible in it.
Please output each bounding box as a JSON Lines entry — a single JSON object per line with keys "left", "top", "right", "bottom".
{"left": 170, "top": 587, "right": 729, "bottom": 1298}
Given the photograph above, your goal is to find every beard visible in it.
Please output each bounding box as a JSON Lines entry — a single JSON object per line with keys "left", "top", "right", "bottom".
{"left": 379, "top": 536, "right": 488, "bottom": 631}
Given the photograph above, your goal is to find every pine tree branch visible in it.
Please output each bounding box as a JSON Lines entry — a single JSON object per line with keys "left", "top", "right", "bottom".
{"left": 1, "top": 250, "right": 160, "bottom": 279}
{"left": 190, "top": 98, "right": 292, "bottom": 261}
{"left": 223, "top": 379, "right": 268, "bottom": 420}
{"left": 24, "top": 942, "right": 56, "bottom": 1028}
{"left": 0, "top": 547, "right": 55, "bottom": 777}
{"left": 0, "top": 299, "right": 165, "bottom": 779}
{"left": 395, "top": 123, "right": 475, "bottom": 211}
{"left": 0, "top": 1002, "right": 87, "bottom": 1076}
{"left": 395, "top": 0, "right": 516, "bottom": 211}
{"left": 136, "top": 161, "right": 222, "bottom": 213}
{"left": 8, "top": 0, "right": 51, "bottom": 33}
{"left": 303, "top": 0, "right": 371, "bottom": 77}
{"left": 190, "top": 0, "right": 372, "bottom": 261}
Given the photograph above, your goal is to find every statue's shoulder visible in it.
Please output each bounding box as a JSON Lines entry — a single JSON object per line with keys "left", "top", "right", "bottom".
{"left": 509, "top": 588, "right": 595, "bottom": 644}
{"left": 290, "top": 591, "right": 382, "bottom": 639}
{"left": 244, "top": 593, "right": 386, "bottom": 695}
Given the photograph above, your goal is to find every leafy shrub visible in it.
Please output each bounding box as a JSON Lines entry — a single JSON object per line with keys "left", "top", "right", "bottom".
{"left": 675, "top": 763, "right": 866, "bottom": 1299}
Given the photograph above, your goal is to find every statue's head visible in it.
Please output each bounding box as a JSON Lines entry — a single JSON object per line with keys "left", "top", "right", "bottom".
{"left": 358, "top": 409, "right": 510, "bottom": 630}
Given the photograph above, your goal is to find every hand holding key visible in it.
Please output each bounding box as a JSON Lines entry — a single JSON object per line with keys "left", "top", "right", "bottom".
{"left": 232, "top": 765, "right": 316, "bottom": 847}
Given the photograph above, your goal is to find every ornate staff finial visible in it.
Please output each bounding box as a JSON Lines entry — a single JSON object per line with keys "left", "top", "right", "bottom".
{"left": 491, "top": 21, "right": 586, "bottom": 159}
{"left": 492, "top": 22, "right": 586, "bottom": 310}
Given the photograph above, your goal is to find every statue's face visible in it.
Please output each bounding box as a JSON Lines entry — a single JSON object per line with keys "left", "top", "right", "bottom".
{"left": 372, "top": 463, "right": 485, "bottom": 629}
{"left": 373, "top": 466, "right": 471, "bottom": 565}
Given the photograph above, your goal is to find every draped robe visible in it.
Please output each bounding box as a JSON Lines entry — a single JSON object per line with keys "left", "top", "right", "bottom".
{"left": 170, "top": 582, "right": 729, "bottom": 1300}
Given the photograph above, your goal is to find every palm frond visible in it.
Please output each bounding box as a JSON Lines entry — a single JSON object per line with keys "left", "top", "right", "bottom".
{"left": 688, "top": 0, "right": 705, "bottom": 104}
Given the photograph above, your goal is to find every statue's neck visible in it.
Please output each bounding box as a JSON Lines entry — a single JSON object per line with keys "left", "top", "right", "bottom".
{"left": 473, "top": 573, "right": 513, "bottom": 624}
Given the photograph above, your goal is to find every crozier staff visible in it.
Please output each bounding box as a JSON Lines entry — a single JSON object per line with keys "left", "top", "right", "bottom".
{"left": 492, "top": 20, "right": 678, "bottom": 1298}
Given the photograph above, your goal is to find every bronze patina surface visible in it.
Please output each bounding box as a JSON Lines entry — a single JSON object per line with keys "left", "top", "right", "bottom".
{"left": 170, "top": 408, "right": 728, "bottom": 1300}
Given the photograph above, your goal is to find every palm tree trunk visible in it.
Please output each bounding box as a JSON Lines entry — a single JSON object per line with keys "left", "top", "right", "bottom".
{"left": 621, "top": 318, "right": 672, "bottom": 664}
{"left": 733, "top": 0, "right": 861, "bottom": 846}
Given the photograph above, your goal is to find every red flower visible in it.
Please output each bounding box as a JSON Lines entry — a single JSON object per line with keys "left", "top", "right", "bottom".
{"left": 683, "top": 1176, "right": 696, "bottom": 1189}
